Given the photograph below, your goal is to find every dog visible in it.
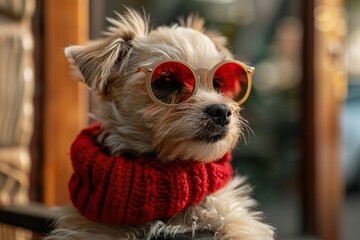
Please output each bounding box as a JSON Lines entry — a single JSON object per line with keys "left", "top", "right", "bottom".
{"left": 46, "top": 8, "right": 275, "bottom": 240}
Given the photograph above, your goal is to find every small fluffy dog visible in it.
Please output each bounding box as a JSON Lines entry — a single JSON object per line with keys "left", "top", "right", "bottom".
{"left": 47, "top": 8, "right": 274, "bottom": 240}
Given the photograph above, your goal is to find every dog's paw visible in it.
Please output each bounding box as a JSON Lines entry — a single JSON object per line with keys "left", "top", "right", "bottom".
{"left": 221, "top": 220, "right": 275, "bottom": 240}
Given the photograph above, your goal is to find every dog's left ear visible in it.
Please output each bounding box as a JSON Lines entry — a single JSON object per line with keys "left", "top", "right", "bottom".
{"left": 65, "top": 8, "right": 149, "bottom": 94}
{"left": 180, "top": 15, "right": 232, "bottom": 58}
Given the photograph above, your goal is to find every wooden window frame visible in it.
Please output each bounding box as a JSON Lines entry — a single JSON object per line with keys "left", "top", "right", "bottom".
{"left": 43, "top": 0, "right": 89, "bottom": 205}
{"left": 39, "top": 1, "right": 344, "bottom": 239}
{"left": 301, "top": 0, "right": 344, "bottom": 239}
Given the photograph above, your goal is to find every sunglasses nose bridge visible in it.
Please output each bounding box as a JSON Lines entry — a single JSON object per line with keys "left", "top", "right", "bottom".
{"left": 196, "top": 68, "right": 212, "bottom": 89}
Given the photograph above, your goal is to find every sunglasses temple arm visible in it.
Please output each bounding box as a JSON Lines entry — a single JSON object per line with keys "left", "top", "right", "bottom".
{"left": 119, "top": 67, "right": 141, "bottom": 78}
{"left": 247, "top": 66, "right": 255, "bottom": 73}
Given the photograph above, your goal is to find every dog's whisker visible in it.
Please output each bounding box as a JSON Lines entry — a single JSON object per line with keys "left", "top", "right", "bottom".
{"left": 238, "top": 116, "right": 254, "bottom": 145}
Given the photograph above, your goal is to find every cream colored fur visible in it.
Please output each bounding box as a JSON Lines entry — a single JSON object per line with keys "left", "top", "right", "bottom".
{"left": 46, "top": 178, "right": 273, "bottom": 240}
{"left": 48, "top": 8, "right": 275, "bottom": 240}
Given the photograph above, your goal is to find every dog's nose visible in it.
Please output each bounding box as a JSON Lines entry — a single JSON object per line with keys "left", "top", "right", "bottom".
{"left": 205, "top": 104, "right": 231, "bottom": 126}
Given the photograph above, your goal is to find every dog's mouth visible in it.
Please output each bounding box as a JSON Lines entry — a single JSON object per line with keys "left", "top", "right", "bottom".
{"left": 194, "top": 127, "right": 227, "bottom": 143}
{"left": 208, "top": 133, "right": 226, "bottom": 143}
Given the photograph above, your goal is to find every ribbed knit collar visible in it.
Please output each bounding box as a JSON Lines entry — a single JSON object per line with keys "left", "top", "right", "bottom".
{"left": 69, "top": 123, "right": 234, "bottom": 225}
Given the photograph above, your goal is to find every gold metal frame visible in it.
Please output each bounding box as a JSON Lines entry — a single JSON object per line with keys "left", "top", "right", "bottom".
{"left": 121, "top": 59, "right": 254, "bottom": 107}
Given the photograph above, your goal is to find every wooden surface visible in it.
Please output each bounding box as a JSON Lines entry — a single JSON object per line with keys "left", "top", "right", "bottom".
{"left": 313, "top": 0, "right": 345, "bottom": 238}
{"left": 43, "top": 0, "right": 88, "bottom": 206}
{"left": 301, "top": 0, "right": 345, "bottom": 239}
{"left": 0, "top": 202, "right": 214, "bottom": 239}
{"left": 0, "top": 203, "right": 57, "bottom": 235}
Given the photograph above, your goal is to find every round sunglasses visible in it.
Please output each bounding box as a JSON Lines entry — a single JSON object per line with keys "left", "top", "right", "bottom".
{"left": 120, "top": 60, "right": 254, "bottom": 107}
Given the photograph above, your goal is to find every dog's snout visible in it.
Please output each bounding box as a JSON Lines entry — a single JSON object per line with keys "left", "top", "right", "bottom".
{"left": 205, "top": 104, "right": 231, "bottom": 126}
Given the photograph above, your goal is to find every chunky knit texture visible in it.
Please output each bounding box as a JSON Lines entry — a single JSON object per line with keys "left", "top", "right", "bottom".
{"left": 69, "top": 123, "right": 234, "bottom": 225}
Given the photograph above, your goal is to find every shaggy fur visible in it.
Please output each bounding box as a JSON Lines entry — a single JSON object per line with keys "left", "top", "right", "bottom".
{"left": 47, "top": 8, "right": 275, "bottom": 240}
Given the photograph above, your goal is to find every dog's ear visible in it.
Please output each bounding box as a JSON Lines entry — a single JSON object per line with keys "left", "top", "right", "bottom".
{"left": 65, "top": 8, "right": 149, "bottom": 93}
{"left": 180, "top": 14, "right": 232, "bottom": 58}
{"left": 64, "top": 38, "right": 127, "bottom": 92}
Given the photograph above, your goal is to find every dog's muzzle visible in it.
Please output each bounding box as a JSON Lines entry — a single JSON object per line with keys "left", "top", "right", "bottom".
{"left": 193, "top": 104, "right": 232, "bottom": 143}
{"left": 205, "top": 104, "right": 231, "bottom": 126}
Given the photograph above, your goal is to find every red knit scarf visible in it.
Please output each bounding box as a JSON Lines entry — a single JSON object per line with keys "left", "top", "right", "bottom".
{"left": 69, "top": 123, "right": 234, "bottom": 225}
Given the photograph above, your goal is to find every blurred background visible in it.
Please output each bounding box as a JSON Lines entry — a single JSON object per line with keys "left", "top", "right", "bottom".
{"left": 0, "top": 0, "right": 359, "bottom": 239}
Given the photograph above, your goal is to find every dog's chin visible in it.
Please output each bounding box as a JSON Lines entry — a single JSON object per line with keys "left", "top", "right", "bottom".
{"left": 205, "top": 134, "right": 225, "bottom": 143}
{"left": 153, "top": 120, "right": 241, "bottom": 163}
{"left": 156, "top": 133, "right": 236, "bottom": 163}
{"left": 194, "top": 127, "right": 228, "bottom": 143}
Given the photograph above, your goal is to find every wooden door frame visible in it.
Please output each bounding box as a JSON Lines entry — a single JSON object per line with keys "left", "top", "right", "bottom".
{"left": 301, "top": 0, "right": 344, "bottom": 239}
{"left": 43, "top": 0, "right": 89, "bottom": 205}
{"left": 30, "top": 0, "right": 44, "bottom": 202}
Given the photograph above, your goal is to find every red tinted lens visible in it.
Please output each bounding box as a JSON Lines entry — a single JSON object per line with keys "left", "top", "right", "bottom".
{"left": 151, "top": 62, "right": 195, "bottom": 104}
{"left": 213, "top": 62, "right": 249, "bottom": 102}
